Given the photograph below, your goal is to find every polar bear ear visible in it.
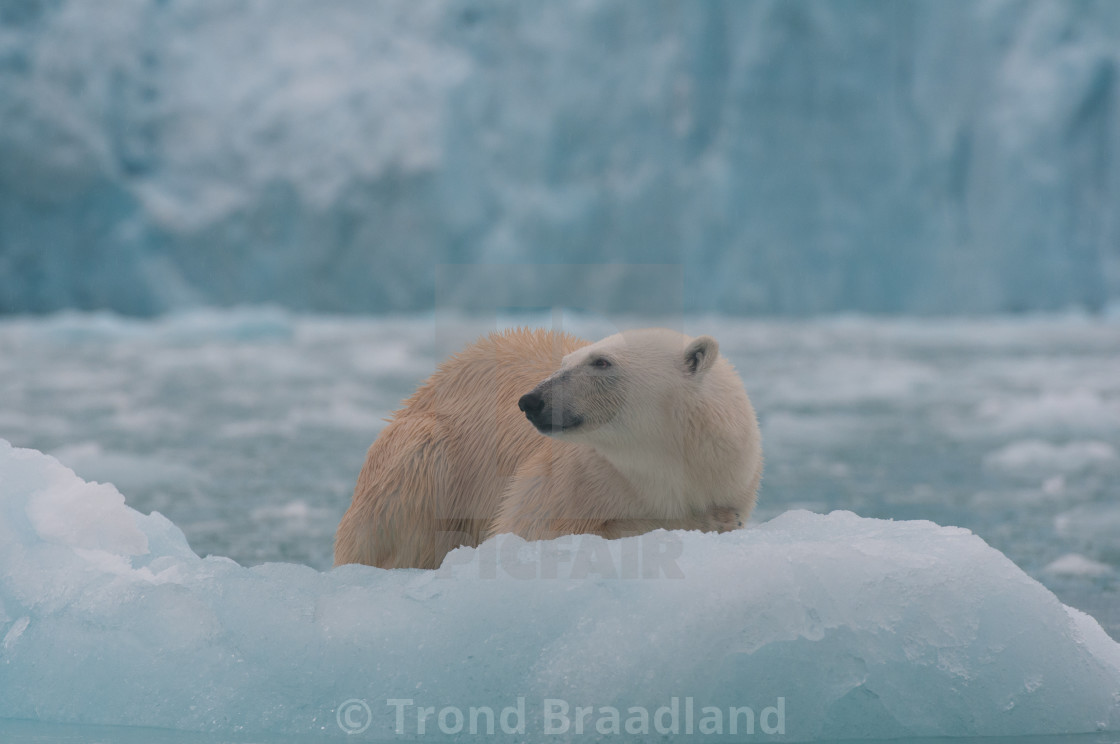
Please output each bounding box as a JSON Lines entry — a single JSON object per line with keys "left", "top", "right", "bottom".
{"left": 684, "top": 335, "right": 719, "bottom": 375}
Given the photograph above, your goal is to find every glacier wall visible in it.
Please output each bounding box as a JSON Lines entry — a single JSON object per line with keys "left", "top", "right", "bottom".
{"left": 1, "top": 0, "right": 1119, "bottom": 316}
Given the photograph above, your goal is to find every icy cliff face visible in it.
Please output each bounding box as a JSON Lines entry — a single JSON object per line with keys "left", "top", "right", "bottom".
{"left": 1, "top": 0, "right": 1118, "bottom": 315}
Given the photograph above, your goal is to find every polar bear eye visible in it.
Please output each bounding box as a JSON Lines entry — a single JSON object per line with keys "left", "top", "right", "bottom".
{"left": 590, "top": 357, "right": 612, "bottom": 369}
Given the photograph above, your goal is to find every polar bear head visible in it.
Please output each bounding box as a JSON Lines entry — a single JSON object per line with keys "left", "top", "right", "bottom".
{"left": 517, "top": 328, "right": 734, "bottom": 451}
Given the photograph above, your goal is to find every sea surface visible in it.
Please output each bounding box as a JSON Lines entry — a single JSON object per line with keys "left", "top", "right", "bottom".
{"left": 1, "top": 309, "right": 1117, "bottom": 647}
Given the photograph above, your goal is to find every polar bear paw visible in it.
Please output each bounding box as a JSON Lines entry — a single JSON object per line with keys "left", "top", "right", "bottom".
{"left": 704, "top": 505, "right": 744, "bottom": 533}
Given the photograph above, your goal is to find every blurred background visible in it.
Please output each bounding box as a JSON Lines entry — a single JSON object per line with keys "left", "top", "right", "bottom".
{"left": 0, "top": 0, "right": 1118, "bottom": 640}
{"left": 1, "top": 0, "right": 1119, "bottom": 316}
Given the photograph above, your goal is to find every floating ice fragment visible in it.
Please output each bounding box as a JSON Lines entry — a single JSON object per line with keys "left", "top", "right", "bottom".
{"left": 0, "top": 439, "right": 1117, "bottom": 740}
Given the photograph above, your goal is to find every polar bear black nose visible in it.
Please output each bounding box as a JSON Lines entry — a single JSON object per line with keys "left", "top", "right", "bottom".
{"left": 518, "top": 392, "right": 543, "bottom": 417}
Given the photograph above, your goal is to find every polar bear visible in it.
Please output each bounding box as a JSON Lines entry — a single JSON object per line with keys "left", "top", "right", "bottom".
{"left": 334, "top": 328, "right": 762, "bottom": 569}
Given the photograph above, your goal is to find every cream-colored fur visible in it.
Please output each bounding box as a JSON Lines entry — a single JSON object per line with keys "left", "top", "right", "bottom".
{"left": 334, "top": 328, "right": 762, "bottom": 568}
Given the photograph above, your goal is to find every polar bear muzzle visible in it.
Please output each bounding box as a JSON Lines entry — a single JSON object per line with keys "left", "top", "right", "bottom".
{"left": 518, "top": 386, "right": 584, "bottom": 433}
{"left": 518, "top": 359, "right": 625, "bottom": 436}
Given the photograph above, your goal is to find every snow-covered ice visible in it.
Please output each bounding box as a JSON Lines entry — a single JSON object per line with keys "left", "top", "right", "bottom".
{"left": 1, "top": 439, "right": 1118, "bottom": 741}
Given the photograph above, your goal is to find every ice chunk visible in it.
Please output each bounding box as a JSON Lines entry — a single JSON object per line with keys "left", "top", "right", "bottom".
{"left": 1045, "top": 553, "right": 1114, "bottom": 578}
{"left": 984, "top": 439, "right": 1118, "bottom": 474}
{"left": 21, "top": 447, "right": 149, "bottom": 556}
{"left": 0, "top": 439, "right": 1118, "bottom": 740}
{"left": 976, "top": 390, "right": 1120, "bottom": 435}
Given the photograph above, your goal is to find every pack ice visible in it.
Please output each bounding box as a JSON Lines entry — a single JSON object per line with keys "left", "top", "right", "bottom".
{"left": 0, "top": 439, "right": 1118, "bottom": 740}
